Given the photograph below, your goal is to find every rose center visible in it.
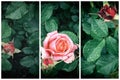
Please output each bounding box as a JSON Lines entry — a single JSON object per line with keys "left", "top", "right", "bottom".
{"left": 56, "top": 39, "right": 69, "bottom": 52}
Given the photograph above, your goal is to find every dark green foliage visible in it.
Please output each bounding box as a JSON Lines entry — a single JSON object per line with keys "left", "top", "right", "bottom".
{"left": 81, "top": 2, "right": 118, "bottom": 78}
{"left": 2, "top": 2, "right": 39, "bottom": 77}
{"left": 41, "top": 2, "right": 79, "bottom": 78}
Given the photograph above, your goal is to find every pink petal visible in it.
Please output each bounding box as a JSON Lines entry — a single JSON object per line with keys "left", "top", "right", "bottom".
{"left": 47, "top": 31, "right": 58, "bottom": 37}
{"left": 43, "top": 31, "right": 58, "bottom": 49}
{"left": 43, "top": 35, "right": 50, "bottom": 49}
{"left": 63, "top": 52, "right": 75, "bottom": 63}
{"left": 59, "top": 34, "right": 74, "bottom": 55}
{"left": 41, "top": 47, "right": 55, "bottom": 59}
{"left": 49, "top": 34, "right": 60, "bottom": 43}
{"left": 49, "top": 36, "right": 61, "bottom": 52}
{"left": 53, "top": 55, "right": 63, "bottom": 61}
{"left": 41, "top": 47, "right": 49, "bottom": 59}
{"left": 71, "top": 45, "right": 78, "bottom": 52}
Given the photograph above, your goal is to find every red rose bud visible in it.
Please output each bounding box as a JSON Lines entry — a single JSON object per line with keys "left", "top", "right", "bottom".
{"left": 43, "top": 58, "right": 54, "bottom": 66}
{"left": 98, "top": 4, "right": 117, "bottom": 21}
{"left": 3, "top": 42, "right": 15, "bottom": 54}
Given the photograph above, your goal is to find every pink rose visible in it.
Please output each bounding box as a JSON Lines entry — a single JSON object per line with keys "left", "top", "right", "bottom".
{"left": 42, "top": 31, "right": 77, "bottom": 64}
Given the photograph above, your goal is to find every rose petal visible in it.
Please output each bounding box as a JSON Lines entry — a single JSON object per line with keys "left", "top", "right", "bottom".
{"left": 41, "top": 47, "right": 48, "bottom": 59}
{"left": 43, "top": 31, "right": 58, "bottom": 49}
{"left": 47, "top": 31, "right": 58, "bottom": 37}
{"left": 59, "top": 34, "right": 74, "bottom": 55}
{"left": 53, "top": 55, "right": 63, "bottom": 61}
{"left": 49, "top": 36, "right": 61, "bottom": 52}
{"left": 71, "top": 45, "right": 78, "bottom": 52}
{"left": 63, "top": 52, "right": 75, "bottom": 63}
{"left": 49, "top": 34, "right": 60, "bottom": 43}
{"left": 41, "top": 47, "right": 55, "bottom": 59}
{"left": 43, "top": 35, "right": 50, "bottom": 49}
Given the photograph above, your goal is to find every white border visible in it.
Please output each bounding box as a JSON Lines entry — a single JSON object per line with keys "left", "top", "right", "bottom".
{"left": 39, "top": 1, "right": 41, "bottom": 79}
{"left": 79, "top": 1, "right": 81, "bottom": 79}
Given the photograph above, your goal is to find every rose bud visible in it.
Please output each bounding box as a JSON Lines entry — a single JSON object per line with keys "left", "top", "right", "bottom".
{"left": 42, "top": 31, "right": 78, "bottom": 64}
{"left": 2, "top": 42, "right": 21, "bottom": 57}
{"left": 2, "top": 42, "right": 15, "bottom": 55}
{"left": 98, "top": 4, "right": 117, "bottom": 21}
{"left": 42, "top": 58, "right": 54, "bottom": 66}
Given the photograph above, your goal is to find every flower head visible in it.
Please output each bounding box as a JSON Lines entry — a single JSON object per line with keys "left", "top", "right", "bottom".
{"left": 41, "top": 31, "right": 78, "bottom": 65}
{"left": 2, "top": 42, "right": 21, "bottom": 57}
{"left": 98, "top": 4, "right": 117, "bottom": 21}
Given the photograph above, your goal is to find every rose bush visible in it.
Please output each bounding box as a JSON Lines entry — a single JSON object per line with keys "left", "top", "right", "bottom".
{"left": 81, "top": 1, "right": 118, "bottom": 78}
{"left": 2, "top": 2, "right": 39, "bottom": 78}
{"left": 41, "top": 2, "right": 79, "bottom": 78}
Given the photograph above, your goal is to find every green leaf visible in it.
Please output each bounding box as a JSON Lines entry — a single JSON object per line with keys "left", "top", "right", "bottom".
{"left": 2, "top": 53, "right": 11, "bottom": 59}
{"left": 91, "top": 19, "right": 108, "bottom": 39}
{"left": 29, "top": 65, "right": 39, "bottom": 75}
{"left": 41, "top": 4, "right": 54, "bottom": 23}
{"left": 60, "top": 2, "right": 70, "bottom": 10}
{"left": 2, "top": 20, "right": 12, "bottom": 39}
{"left": 81, "top": 58, "right": 95, "bottom": 76}
{"left": 17, "top": 4, "right": 37, "bottom": 23}
{"left": 28, "top": 32, "right": 39, "bottom": 45}
{"left": 2, "top": 58, "right": 12, "bottom": 71}
{"left": 106, "top": 21, "right": 115, "bottom": 28}
{"left": 34, "top": 56, "right": 39, "bottom": 66}
{"left": 68, "top": 22, "right": 74, "bottom": 29}
{"left": 60, "top": 31, "right": 78, "bottom": 43}
{"left": 18, "top": 31, "right": 25, "bottom": 35}
{"left": 73, "top": 23, "right": 79, "bottom": 35}
{"left": 15, "top": 35, "right": 25, "bottom": 41}
{"left": 106, "top": 36, "right": 118, "bottom": 55}
{"left": 90, "top": 7, "right": 99, "bottom": 18}
{"left": 42, "top": 67, "right": 58, "bottom": 77}
{"left": 82, "top": 22, "right": 91, "bottom": 35}
{"left": 2, "top": 37, "right": 11, "bottom": 42}
{"left": 5, "top": 2, "right": 28, "bottom": 20}
{"left": 83, "top": 39, "right": 105, "bottom": 62}
{"left": 20, "top": 56, "right": 35, "bottom": 68}
{"left": 26, "top": 4, "right": 35, "bottom": 21}
{"left": 54, "top": 61, "right": 65, "bottom": 70}
{"left": 62, "top": 59, "right": 78, "bottom": 72}
{"left": 45, "top": 18, "right": 58, "bottom": 32}
{"left": 70, "top": 6, "right": 78, "bottom": 14}
{"left": 41, "top": 25, "right": 47, "bottom": 37}
{"left": 110, "top": 71, "right": 118, "bottom": 78}
{"left": 22, "top": 47, "right": 34, "bottom": 54}
{"left": 14, "top": 38, "right": 22, "bottom": 49}
{"left": 114, "top": 27, "right": 118, "bottom": 39}
{"left": 71, "top": 15, "right": 78, "bottom": 22}
{"left": 24, "top": 19, "right": 39, "bottom": 33}
{"left": 96, "top": 54, "right": 118, "bottom": 75}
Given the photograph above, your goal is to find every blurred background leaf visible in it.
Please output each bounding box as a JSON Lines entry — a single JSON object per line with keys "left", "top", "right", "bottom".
{"left": 5, "top": 2, "right": 28, "bottom": 20}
